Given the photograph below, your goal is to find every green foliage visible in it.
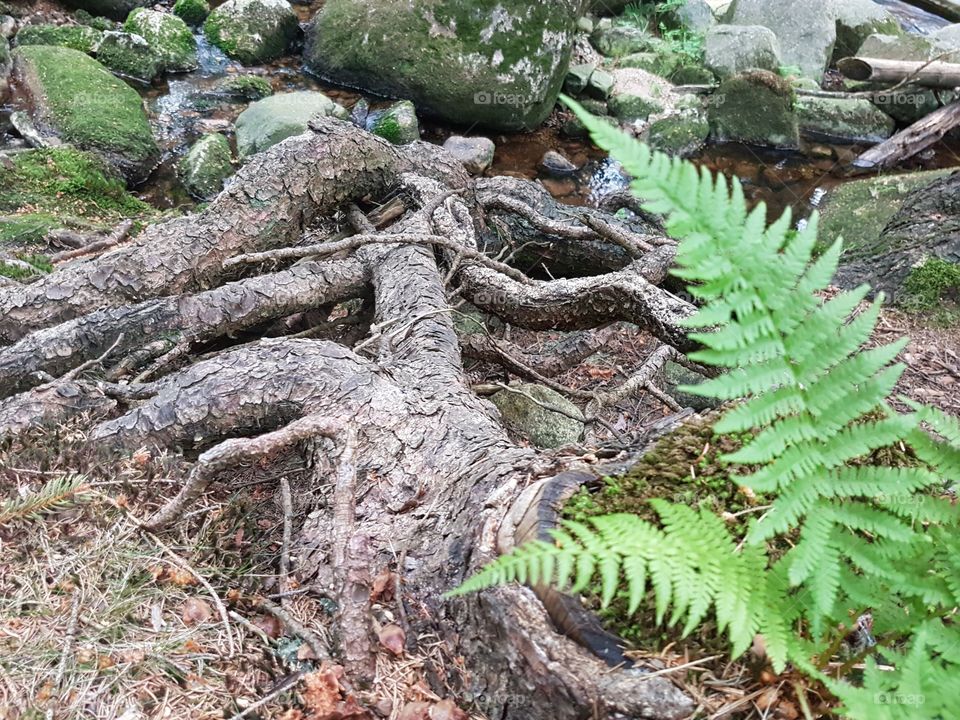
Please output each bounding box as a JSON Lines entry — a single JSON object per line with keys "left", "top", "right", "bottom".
{"left": 453, "top": 97, "right": 960, "bottom": 717}
{"left": 902, "top": 258, "right": 960, "bottom": 312}
{"left": 0, "top": 475, "right": 91, "bottom": 524}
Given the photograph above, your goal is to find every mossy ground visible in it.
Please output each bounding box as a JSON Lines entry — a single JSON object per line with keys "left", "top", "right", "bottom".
{"left": 902, "top": 258, "right": 960, "bottom": 325}
{"left": 173, "top": 0, "right": 210, "bottom": 26}
{"left": 14, "top": 24, "right": 103, "bottom": 53}
{"left": 0, "top": 148, "right": 152, "bottom": 250}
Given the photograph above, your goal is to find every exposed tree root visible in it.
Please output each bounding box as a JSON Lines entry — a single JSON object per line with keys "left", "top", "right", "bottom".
{"left": 0, "top": 117, "right": 702, "bottom": 719}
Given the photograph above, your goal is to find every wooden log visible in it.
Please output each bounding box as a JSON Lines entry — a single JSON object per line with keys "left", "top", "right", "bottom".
{"left": 838, "top": 57, "right": 960, "bottom": 90}
{"left": 894, "top": 0, "right": 960, "bottom": 22}
{"left": 851, "top": 99, "right": 960, "bottom": 170}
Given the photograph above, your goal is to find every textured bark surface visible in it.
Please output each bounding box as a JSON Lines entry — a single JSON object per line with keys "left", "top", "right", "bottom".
{"left": 0, "top": 117, "right": 699, "bottom": 719}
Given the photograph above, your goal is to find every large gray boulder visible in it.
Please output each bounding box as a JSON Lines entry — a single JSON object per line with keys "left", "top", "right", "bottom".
{"left": 304, "top": 0, "right": 582, "bottom": 131}
{"left": 234, "top": 91, "right": 348, "bottom": 158}
{"left": 727, "top": 0, "right": 899, "bottom": 81}
{"left": 796, "top": 96, "right": 895, "bottom": 144}
{"left": 704, "top": 24, "right": 781, "bottom": 79}
{"left": 204, "top": 0, "right": 299, "bottom": 65}
{"left": 708, "top": 69, "right": 798, "bottom": 148}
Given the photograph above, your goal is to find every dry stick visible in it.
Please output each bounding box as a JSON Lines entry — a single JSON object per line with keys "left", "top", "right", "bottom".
{"left": 278, "top": 477, "right": 293, "bottom": 608}
{"left": 134, "top": 338, "right": 191, "bottom": 384}
{"left": 329, "top": 426, "right": 376, "bottom": 682}
{"left": 52, "top": 591, "right": 82, "bottom": 691}
{"left": 144, "top": 414, "right": 344, "bottom": 531}
{"left": 226, "top": 670, "right": 306, "bottom": 720}
{"left": 50, "top": 219, "right": 134, "bottom": 264}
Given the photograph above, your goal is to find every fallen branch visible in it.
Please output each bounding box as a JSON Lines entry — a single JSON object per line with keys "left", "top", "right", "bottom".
{"left": 838, "top": 55, "right": 960, "bottom": 91}
{"left": 851, "top": 99, "right": 960, "bottom": 170}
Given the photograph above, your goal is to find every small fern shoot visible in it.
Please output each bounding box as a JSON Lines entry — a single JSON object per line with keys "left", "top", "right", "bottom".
{"left": 453, "top": 97, "right": 960, "bottom": 715}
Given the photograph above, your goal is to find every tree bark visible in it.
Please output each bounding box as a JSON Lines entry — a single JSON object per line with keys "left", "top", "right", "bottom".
{"left": 0, "top": 117, "right": 700, "bottom": 719}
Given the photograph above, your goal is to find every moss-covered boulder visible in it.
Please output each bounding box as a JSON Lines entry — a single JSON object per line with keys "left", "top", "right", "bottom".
{"left": 709, "top": 70, "right": 799, "bottom": 149}
{"left": 857, "top": 32, "right": 953, "bottom": 62}
{"left": 823, "top": 171, "right": 960, "bottom": 300}
{"left": 648, "top": 111, "right": 710, "bottom": 157}
{"left": 304, "top": 0, "right": 582, "bottom": 132}
{"left": 11, "top": 46, "right": 159, "bottom": 184}
{"left": 490, "top": 384, "right": 584, "bottom": 449}
{"left": 204, "top": 0, "right": 298, "bottom": 65}
{"left": 178, "top": 132, "right": 233, "bottom": 199}
{"left": 367, "top": 100, "right": 419, "bottom": 145}
{"left": 703, "top": 24, "right": 780, "bottom": 80}
{"left": 608, "top": 93, "right": 663, "bottom": 121}
{"left": 62, "top": 0, "right": 150, "bottom": 21}
{"left": 0, "top": 147, "right": 151, "bottom": 250}
{"left": 832, "top": 0, "right": 902, "bottom": 62}
{"left": 14, "top": 23, "right": 103, "bottom": 53}
{"left": 818, "top": 169, "right": 951, "bottom": 270}
{"left": 173, "top": 0, "right": 210, "bottom": 26}
{"left": 125, "top": 8, "right": 197, "bottom": 73}
{"left": 214, "top": 73, "right": 272, "bottom": 100}
{"left": 797, "top": 96, "right": 894, "bottom": 145}
{"left": 73, "top": 10, "right": 117, "bottom": 32}
{"left": 96, "top": 30, "right": 161, "bottom": 81}
{"left": 234, "top": 90, "right": 348, "bottom": 158}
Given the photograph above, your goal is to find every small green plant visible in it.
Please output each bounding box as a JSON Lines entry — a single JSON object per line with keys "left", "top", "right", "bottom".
{"left": 452, "top": 98, "right": 960, "bottom": 718}
{"left": 902, "top": 258, "right": 960, "bottom": 312}
{"left": 0, "top": 475, "right": 91, "bottom": 524}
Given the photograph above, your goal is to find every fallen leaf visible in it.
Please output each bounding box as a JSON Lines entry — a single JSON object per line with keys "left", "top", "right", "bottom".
{"left": 370, "top": 569, "right": 396, "bottom": 603}
{"left": 377, "top": 624, "right": 405, "bottom": 656}
{"left": 254, "top": 614, "right": 284, "bottom": 639}
{"left": 181, "top": 597, "right": 212, "bottom": 625}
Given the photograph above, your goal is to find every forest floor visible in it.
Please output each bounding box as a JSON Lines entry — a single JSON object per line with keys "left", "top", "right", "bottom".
{"left": 0, "top": 306, "right": 957, "bottom": 720}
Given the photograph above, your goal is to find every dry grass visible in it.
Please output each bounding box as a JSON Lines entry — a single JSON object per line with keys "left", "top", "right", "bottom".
{"left": 0, "top": 421, "right": 468, "bottom": 720}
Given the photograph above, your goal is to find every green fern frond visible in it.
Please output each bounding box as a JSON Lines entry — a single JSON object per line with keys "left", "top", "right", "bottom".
{"left": 0, "top": 474, "right": 91, "bottom": 524}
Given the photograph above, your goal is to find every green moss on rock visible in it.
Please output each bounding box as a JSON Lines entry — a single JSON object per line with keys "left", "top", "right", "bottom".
{"left": 12, "top": 46, "right": 160, "bottom": 184}
{"left": 15, "top": 23, "right": 104, "bottom": 53}
{"left": 367, "top": 100, "right": 420, "bottom": 145}
{"left": 204, "top": 0, "right": 298, "bottom": 65}
{"left": 304, "top": 0, "right": 582, "bottom": 132}
{"left": 124, "top": 8, "right": 197, "bottom": 72}
{"left": 796, "top": 96, "right": 895, "bottom": 144}
{"left": 74, "top": 9, "right": 117, "bottom": 31}
{"left": 648, "top": 112, "right": 710, "bottom": 157}
{"left": 708, "top": 69, "right": 799, "bottom": 149}
{"left": 178, "top": 133, "right": 233, "bottom": 199}
{"left": 608, "top": 93, "right": 663, "bottom": 121}
{"left": 216, "top": 73, "right": 273, "bottom": 100}
{"left": 234, "top": 90, "right": 348, "bottom": 158}
{"left": 62, "top": 0, "right": 150, "bottom": 21}
{"left": 96, "top": 30, "right": 161, "bottom": 81}
{"left": 172, "top": 0, "right": 210, "bottom": 26}
{"left": 903, "top": 258, "right": 960, "bottom": 313}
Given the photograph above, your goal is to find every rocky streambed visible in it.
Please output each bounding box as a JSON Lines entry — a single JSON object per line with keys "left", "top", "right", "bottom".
{"left": 0, "top": 0, "right": 958, "bottom": 312}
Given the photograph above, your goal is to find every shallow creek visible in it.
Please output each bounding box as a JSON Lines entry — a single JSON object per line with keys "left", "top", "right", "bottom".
{"left": 3, "top": 0, "right": 959, "bottom": 226}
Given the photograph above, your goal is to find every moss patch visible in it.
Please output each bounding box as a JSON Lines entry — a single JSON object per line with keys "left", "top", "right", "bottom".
{"left": 0, "top": 148, "right": 151, "bottom": 249}
{"left": 215, "top": 73, "right": 272, "bottom": 100}
{"left": 902, "top": 258, "right": 960, "bottom": 321}
{"left": 124, "top": 8, "right": 197, "bottom": 72}
{"left": 172, "top": 0, "right": 210, "bottom": 26}
{"left": 204, "top": 0, "right": 298, "bottom": 65}
{"left": 14, "top": 23, "right": 104, "bottom": 53}
{"left": 708, "top": 69, "right": 799, "bottom": 149}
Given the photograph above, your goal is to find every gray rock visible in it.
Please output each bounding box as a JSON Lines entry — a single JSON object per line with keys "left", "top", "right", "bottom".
{"left": 648, "top": 111, "right": 710, "bottom": 157}
{"left": 539, "top": 150, "right": 578, "bottom": 175}
{"left": 442, "top": 136, "right": 495, "bottom": 175}
{"left": 235, "top": 91, "right": 348, "bottom": 158}
{"left": 870, "top": 88, "right": 945, "bottom": 125}
{"left": 728, "top": 0, "right": 900, "bottom": 80}
{"left": 95, "top": 30, "right": 161, "bottom": 81}
{"left": 367, "top": 100, "right": 419, "bottom": 145}
{"left": 204, "top": 0, "right": 298, "bottom": 65}
{"left": 591, "top": 22, "right": 654, "bottom": 58}
{"left": 608, "top": 92, "right": 664, "bottom": 121}
{"left": 490, "top": 383, "right": 584, "bottom": 449}
{"left": 0, "top": 15, "right": 16, "bottom": 40}
{"left": 124, "top": 8, "right": 197, "bottom": 73}
{"left": 797, "top": 96, "right": 895, "bottom": 144}
{"left": 564, "top": 62, "right": 596, "bottom": 96}
{"left": 704, "top": 24, "right": 781, "bottom": 79}
{"left": 586, "top": 68, "right": 615, "bottom": 100}
{"left": 672, "top": 0, "right": 717, "bottom": 34}
{"left": 663, "top": 362, "right": 719, "bottom": 411}
{"left": 857, "top": 32, "right": 951, "bottom": 61}
{"left": 305, "top": 0, "right": 582, "bottom": 132}
{"left": 178, "top": 132, "right": 233, "bottom": 199}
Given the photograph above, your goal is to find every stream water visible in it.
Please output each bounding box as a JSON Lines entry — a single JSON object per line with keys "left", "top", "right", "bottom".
{"left": 3, "top": 0, "right": 959, "bottom": 226}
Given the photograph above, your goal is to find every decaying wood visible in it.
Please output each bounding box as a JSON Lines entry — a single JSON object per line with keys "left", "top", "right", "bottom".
{"left": 851, "top": 99, "right": 960, "bottom": 170}
{"left": 838, "top": 56, "right": 960, "bottom": 90}
{"left": 0, "top": 116, "right": 702, "bottom": 719}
